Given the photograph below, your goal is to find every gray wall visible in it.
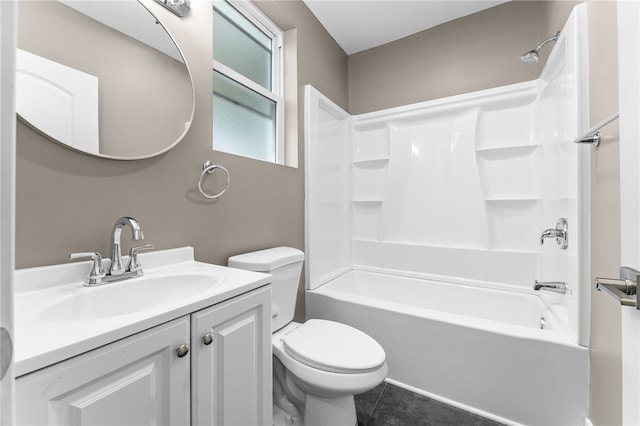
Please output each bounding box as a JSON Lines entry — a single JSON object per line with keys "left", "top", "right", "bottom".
{"left": 347, "top": 1, "right": 620, "bottom": 424}
{"left": 348, "top": 1, "right": 546, "bottom": 114}
{"left": 586, "top": 2, "right": 621, "bottom": 424}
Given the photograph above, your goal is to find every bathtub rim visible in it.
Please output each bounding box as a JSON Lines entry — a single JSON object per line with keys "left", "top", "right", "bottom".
{"left": 307, "top": 268, "right": 583, "bottom": 349}
{"left": 352, "top": 264, "right": 576, "bottom": 337}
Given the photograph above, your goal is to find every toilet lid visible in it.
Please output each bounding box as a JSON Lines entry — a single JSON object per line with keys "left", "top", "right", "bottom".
{"left": 282, "top": 319, "right": 385, "bottom": 374}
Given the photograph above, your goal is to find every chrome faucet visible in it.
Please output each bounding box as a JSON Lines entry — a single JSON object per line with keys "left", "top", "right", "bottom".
{"left": 540, "top": 218, "right": 568, "bottom": 249}
{"left": 109, "top": 216, "right": 144, "bottom": 275}
{"left": 534, "top": 280, "right": 567, "bottom": 294}
{"left": 540, "top": 228, "right": 562, "bottom": 244}
{"left": 70, "top": 216, "right": 153, "bottom": 286}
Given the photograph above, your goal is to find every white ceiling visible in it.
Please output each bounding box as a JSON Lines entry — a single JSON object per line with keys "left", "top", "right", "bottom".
{"left": 302, "top": 0, "right": 511, "bottom": 55}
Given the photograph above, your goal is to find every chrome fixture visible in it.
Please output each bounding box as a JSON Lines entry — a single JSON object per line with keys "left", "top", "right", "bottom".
{"left": 155, "top": 0, "right": 190, "bottom": 17}
{"left": 69, "top": 252, "right": 105, "bottom": 286}
{"left": 540, "top": 218, "right": 568, "bottom": 249}
{"left": 128, "top": 243, "right": 155, "bottom": 274}
{"left": 70, "top": 216, "right": 154, "bottom": 286}
{"left": 110, "top": 217, "right": 144, "bottom": 275}
{"left": 198, "top": 160, "right": 231, "bottom": 199}
{"left": 534, "top": 280, "right": 567, "bottom": 294}
{"left": 595, "top": 266, "right": 640, "bottom": 309}
{"left": 520, "top": 31, "right": 560, "bottom": 64}
{"left": 573, "top": 112, "right": 619, "bottom": 147}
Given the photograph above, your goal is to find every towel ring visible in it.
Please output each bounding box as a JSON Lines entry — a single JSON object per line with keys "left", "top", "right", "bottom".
{"left": 198, "top": 161, "right": 230, "bottom": 199}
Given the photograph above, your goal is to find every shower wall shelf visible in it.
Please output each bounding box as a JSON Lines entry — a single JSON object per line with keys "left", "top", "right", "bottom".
{"left": 352, "top": 199, "right": 384, "bottom": 204}
{"left": 352, "top": 158, "right": 389, "bottom": 202}
{"left": 475, "top": 146, "right": 539, "bottom": 155}
{"left": 476, "top": 140, "right": 538, "bottom": 148}
{"left": 352, "top": 158, "right": 390, "bottom": 166}
{"left": 484, "top": 198, "right": 540, "bottom": 202}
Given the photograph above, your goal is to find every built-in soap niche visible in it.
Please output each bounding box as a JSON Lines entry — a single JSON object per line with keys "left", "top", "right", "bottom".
{"left": 352, "top": 125, "right": 390, "bottom": 162}
{"left": 351, "top": 123, "right": 391, "bottom": 243}
{"left": 353, "top": 159, "right": 389, "bottom": 201}
{"left": 475, "top": 92, "right": 539, "bottom": 150}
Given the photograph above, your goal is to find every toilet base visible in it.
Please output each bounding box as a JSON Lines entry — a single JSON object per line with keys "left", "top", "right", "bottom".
{"left": 273, "top": 405, "right": 303, "bottom": 426}
{"left": 304, "top": 394, "right": 357, "bottom": 426}
{"left": 272, "top": 394, "right": 356, "bottom": 426}
{"left": 273, "top": 358, "right": 358, "bottom": 426}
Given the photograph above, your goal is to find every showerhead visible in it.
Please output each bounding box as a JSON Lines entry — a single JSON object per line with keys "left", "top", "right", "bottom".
{"left": 520, "top": 50, "right": 540, "bottom": 64}
{"left": 520, "top": 31, "right": 560, "bottom": 64}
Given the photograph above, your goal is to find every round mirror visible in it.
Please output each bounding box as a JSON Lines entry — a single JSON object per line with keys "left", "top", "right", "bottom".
{"left": 16, "top": 0, "right": 194, "bottom": 160}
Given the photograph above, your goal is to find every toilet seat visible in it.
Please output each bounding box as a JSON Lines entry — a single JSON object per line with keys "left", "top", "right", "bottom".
{"left": 282, "top": 319, "right": 386, "bottom": 374}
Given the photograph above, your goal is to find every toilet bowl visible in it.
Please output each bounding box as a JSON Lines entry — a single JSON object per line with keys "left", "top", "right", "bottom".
{"left": 272, "top": 321, "right": 387, "bottom": 426}
{"left": 228, "top": 247, "right": 387, "bottom": 426}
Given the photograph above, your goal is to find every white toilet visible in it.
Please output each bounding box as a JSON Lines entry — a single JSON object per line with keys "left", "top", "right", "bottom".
{"left": 228, "top": 247, "right": 388, "bottom": 426}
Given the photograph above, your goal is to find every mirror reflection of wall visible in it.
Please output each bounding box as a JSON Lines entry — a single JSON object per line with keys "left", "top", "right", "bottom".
{"left": 17, "top": 0, "right": 194, "bottom": 160}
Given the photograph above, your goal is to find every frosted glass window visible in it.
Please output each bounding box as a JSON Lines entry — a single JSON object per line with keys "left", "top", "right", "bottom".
{"left": 213, "top": 1, "right": 272, "bottom": 90}
{"left": 212, "top": 0, "right": 283, "bottom": 164}
{"left": 213, "top": 71, "right": 276, "bottom": 162}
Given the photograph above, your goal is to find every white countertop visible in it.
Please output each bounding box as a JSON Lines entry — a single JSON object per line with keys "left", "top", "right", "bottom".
{"left": 14, "top": 247, "right": 271, "bottom": 377}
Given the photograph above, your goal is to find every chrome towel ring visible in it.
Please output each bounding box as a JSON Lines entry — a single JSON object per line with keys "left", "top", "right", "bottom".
{"left": 198, "top": 160, "right": 230, "bottom": 199}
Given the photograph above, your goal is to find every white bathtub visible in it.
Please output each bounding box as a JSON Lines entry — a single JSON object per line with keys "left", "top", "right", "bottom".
{"left": 305, "top": 270, "right": 588, "bottom": 426}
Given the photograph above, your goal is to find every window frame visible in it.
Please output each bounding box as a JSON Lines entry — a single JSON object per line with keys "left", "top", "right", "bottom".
{"left": 213, "top": 0, "right": 285, "bottom": 164}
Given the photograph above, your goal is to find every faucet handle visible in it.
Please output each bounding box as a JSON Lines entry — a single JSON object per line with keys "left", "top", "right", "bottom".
{"left": 128, "top": 244, "right": 154, "bottom": 272}
{"left": 540, "top": 218, "right": 568, "bottom": 249}
{"left": 69, "top": 252, "right": 105, "bottom": 285}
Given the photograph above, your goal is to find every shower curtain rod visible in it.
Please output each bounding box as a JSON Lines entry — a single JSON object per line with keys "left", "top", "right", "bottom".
{"left": 573, "top": 112, "right": 619, "bottom": 147}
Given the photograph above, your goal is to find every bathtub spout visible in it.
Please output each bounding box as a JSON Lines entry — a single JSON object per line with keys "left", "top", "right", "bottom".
{"left": 534, "top": 280, "right": 567, "bottom": 294}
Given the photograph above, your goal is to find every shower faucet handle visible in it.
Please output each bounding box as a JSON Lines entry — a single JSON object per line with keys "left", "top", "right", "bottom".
{"left": 540, "top": 218, "right": 568, "bottom": 249}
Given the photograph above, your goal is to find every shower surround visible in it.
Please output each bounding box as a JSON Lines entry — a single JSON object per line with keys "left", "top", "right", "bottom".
{"left": 304, "top": 4, "right": 590, "bottom": 425}
{"left": 305, "top": 3, "right": 589, "bottom": 346}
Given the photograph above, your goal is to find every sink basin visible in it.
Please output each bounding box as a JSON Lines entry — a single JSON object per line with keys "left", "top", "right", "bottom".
{"left": 14, "top": 247, "right": 272, "bottom": 377}
{"left": 40, "top": 274, "right": 221, "bottom": 322}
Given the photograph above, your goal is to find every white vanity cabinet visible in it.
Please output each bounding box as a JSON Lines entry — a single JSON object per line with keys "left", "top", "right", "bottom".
{"left": 191, "top": 284, "right": 272, "bottom": 425}
{"left": 16, "top": 316, "right": 192, "bottom": 426}
{"left": 15, "top": 285, "right": 272, "bottom": 426}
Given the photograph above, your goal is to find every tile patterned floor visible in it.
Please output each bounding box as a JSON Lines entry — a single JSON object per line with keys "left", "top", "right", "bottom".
{"left": 355, "top": 383, "right": 505, "bottom": 426}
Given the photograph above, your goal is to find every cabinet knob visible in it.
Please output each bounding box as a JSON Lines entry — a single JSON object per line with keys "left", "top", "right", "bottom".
{"left": 176, "top": 344, "right": 190, "bottom": 358}
{"left": 202, "top": 332, "right": 214, "bottom": 345}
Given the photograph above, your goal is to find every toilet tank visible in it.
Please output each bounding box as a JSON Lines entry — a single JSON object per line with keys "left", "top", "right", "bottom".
{"left": 228, "top": 247, "right": 304, "bottom": 332}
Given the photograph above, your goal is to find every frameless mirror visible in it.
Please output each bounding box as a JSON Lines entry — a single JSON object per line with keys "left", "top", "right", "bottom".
{"left": 16, "top": 0, "right": 194, "bottom": 160}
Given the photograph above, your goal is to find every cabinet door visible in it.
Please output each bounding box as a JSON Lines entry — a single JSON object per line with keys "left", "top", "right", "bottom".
{"left": 16, "top": 317, "right": 191, "bottom": 426}
{"left": 191, "top": 286, "right": 272, "bottom": 426}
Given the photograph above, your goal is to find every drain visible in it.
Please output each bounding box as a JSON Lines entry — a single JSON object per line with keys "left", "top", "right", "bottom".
{"left": 540, "top": 316, "right": 547, "bottom": 330}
